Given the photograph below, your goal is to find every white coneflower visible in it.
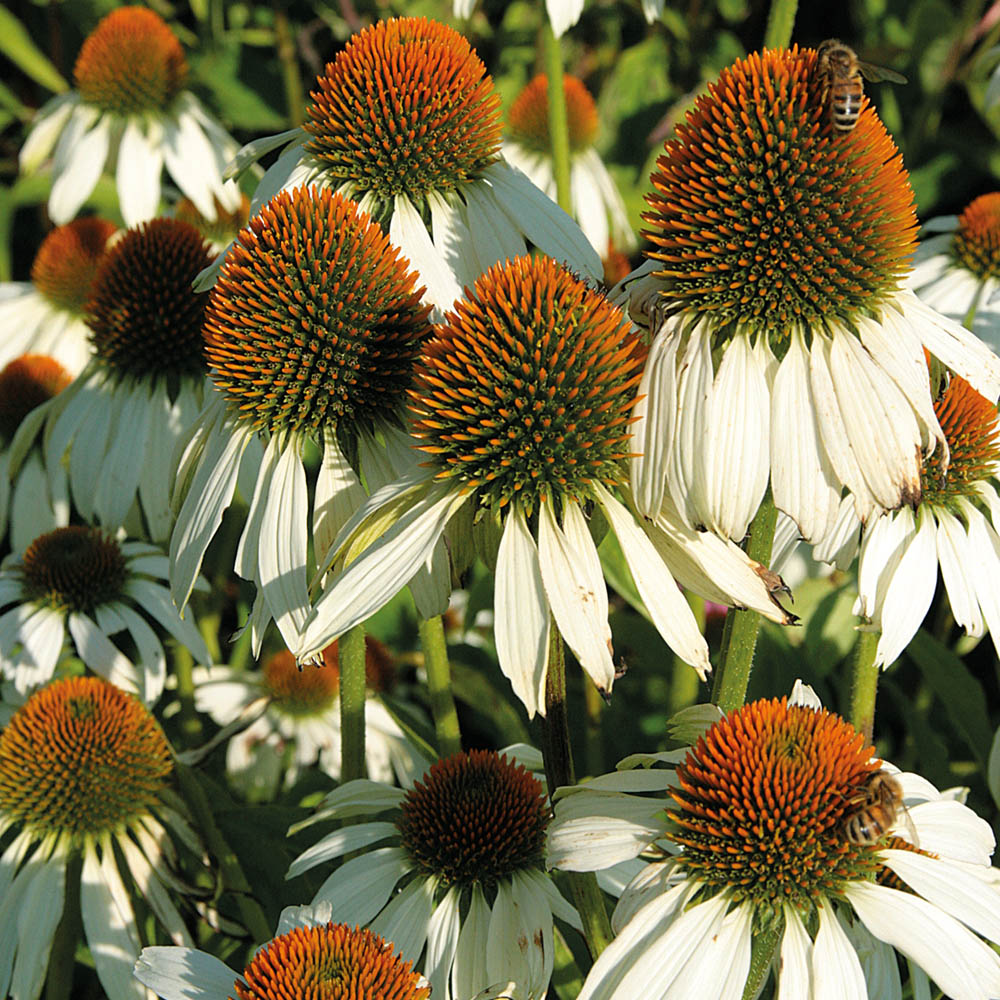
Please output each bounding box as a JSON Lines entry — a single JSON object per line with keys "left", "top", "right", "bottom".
{"left": 909, "top": 192, "right": 1000, "bottom": 353}
{"left": 0, "top": 355, "right": 72, "bottom": 553}
{"left": 857, "top": 372, "right": 1000, "bottom": 667}
{"left": 287, "top": 748, "right": 573, "bottom": 1000}
{"left": 192, "top": 638, "right": 428, "bottom": 799}
{"left": 504, "top": 74, "right": 634, "bottom": 258}
{"left": 0, "top": 217, "right": 115, "bottom": 374}
{"left": 216, "top": 17, "right": 599, "bottom": 308}
{"left": 169, "top": 185, "right": 436, "bottom": 655}
{"left": 0, "top": 525, "right": 209, "bottom": 702}
{"left": 548, "top": 689, "right": 1000, "bottom": 1000}
{"left": 0, "top": 677, "right": 202, "bottom": 1000}
{"left": 8, "top": 218, "right": 215, "bottom": 544}
{"left": 294, "top": 254, "right": 793, "bottom": 715}
{"left": 621, "top": 46, "right": 1000, "bottom": 547}
{"left": 19, "top": 6, "right": 241, "bottom": 226}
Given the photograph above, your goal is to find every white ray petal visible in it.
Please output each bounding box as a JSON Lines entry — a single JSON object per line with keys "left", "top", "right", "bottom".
{"left": 537, "top": 499, "right": 614, "bottom": 697}
{"left": 313, "top": 427, "right": 366, "bottom": 571}
{"left": 68, "top": 612, "right": 141, "bottom": 693}
{"left": 856, "top": 508, "right": 912, "bottom": 620}
{"left": 452, "top": 886, "right": 491, "bottom": 1000}
{"left": 495, "top": 506, "right": 549, "bottom": 718}
{"left": 369, "top": 876, "right": 437, "bottom": 963}
{"left": 461, "top": 181, "right": 527, "bottom": 273}
{"left": 777, "top": 904, "right": 812, "bottom": 1000}
{"left": 95, "top": 378, "right": 153, "bottom": 530}
{"left": 668, "top": 325, "right": 712, "bottom": 530}
{"left": 116, "top": 604, "right": 167, "bottom": 705}
{"left": 287, "top": 822, "right": 399, "bottom": 878}
{"left": 134, "top": 946, "right": 237, "bottom": 1000}
{"left": 117, "top": 120, "right": 164, "bottom": 226}
{"left": 49, "top": 111, "right": 109, "bottom": 223}
{"left": 595, "top": 483, "right": 709, "bottom": 676}
{"left": 425, "top": 886, "right": 462, "bottom": 1000}
{"left": 546, "top": 0, "right": 584, "bottom": 36}
{"left": 390, "top": 193, "right": 462, "bottom": 316}
{"left": 813, "top": 900, "right": 866, "bottom": 1000}
{"left": 12, "top": 853, "right": 64, "bottom": 1000}
{"left": 934, "top": 508, "right": 984, "bottom": 636}
{"left": 20, "top": 93, "right": 76, "bottom": 173}
{"left": 163, "top": 110, "right": 219, "bottom": 220}
{"left": 428, "top": 189, "right": 482, "bottom": 290}
{"left": 312, "top": 847, "right": 410, "bottom": 925}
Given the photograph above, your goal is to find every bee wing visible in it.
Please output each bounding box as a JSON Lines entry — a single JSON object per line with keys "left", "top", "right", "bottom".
{"left": 857, "top": 61, "right": 908, "bottom": 85}
{"left": 896, "top": 806, "right": 921, "bottom": 849}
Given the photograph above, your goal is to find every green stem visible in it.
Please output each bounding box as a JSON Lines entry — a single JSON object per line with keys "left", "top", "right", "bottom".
{"left": 175, "top": 763, "right": 272, "bottom": 943}
{"left": 273, "top": 7, "right": 304, "bottom": 127}
{"left": 542, "top": 26, "right": 572, "bottom": 213}
{"left": 539, "top": 625, "right": 613, "bottom": 960}
{"left": 418, "top": 615, "right": 462, "bottom": 758}
{"left": 848, "top": 630, "right": 880, "bottom": 744}
{"left": 44, "top": 853, "right": 82, "bottom": 1000}
{"left": 339, "top": 624, "right": 368, "bottom": 782}
{"left": 710, "top": 493, "right": 778, "bottom": 714}
{"left": 172, "top": 643, "right": 203, "bottom": 746}
{"left": 762, "top": 0, "right": 798, "bottom": 49}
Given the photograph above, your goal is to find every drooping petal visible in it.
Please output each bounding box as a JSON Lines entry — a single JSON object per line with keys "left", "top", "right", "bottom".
{"left": 390, "top": 193, "right": 462, "bottom": 316}
{"left": 776, "top": 904, "right": 812, "bottom": 1000}
{"left": 813, "top": 900, "right": 866, "bottom": 1000}
{"left": 49, "top": 112, "right": 110, "bottom": 223}
{"left": 313, "top": 427, "right": 366, "bottom": 571}
{"left": 117, "top": 120, "right": 164, "bottom": 226}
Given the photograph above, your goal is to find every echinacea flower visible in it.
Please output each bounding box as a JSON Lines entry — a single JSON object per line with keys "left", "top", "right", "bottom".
{"left": 622, "top": 45, "right": 1000, "bottom": 547}
{"left": 220, "top": 17, "right": 599, "bottom": 308}
{"left": 0, "top": 217, "right": 115, "bottom": 374}
{"left": 0, "top": 355, "right": 71, "bottom": 553}
{"left": 295, "top": 254, "right": 792, "bottom": 715}
{"left": 19, "top": 6, "right": 242, "bottom": 226}
{"left": 909, "top": 192, "right": 1000, "bottom": 353}
{"left": 135, "top": 903, "right": 521, "bottom": 1000}
{"left": 547, "top": 687, "right": 1000, "bottom": 1000}
{"left": 192, "top": 638, "right": 429, "bottom": 799}
{"left": 857, "top": 372, "right": 1000, "bottom": 667}
{"left": 287, "top": 748, "right": 575, "bottom": 1000}
{"left": 0, "top": 525, "right": 209, "bottom": 702}
{"left": 169, "top": 185, "right": 435, "bottom": 654}
{"left": 9, "top": 218, "right": 215, "bottom": 543}
{"left": 0, "top": 677, "right": 202, "bottom": 1000}
{"left": 504, "top": 74, "right": 634, "bottom": 257}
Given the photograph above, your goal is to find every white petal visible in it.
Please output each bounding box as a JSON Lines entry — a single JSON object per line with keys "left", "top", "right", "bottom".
{"left": 461, "top": 182, "right": 527, "bottom": 274}
{"left": 313, "top": 428, "right": 366, "bottom": 571}
{"left": 134, "top": 946, "right": 237, "bottom": 1000}
{"left": 846, "top": 880, "right": 1000, "bottom": 1000}
{"left": 425, "top": 887, "right": 462, "bottom": 1000}
{"left": 137, "top": 384, "right": 178, "bottom": 543}
{"left": 162, "top": 110, "right": 220, "bottom": 220}
{"left": 571, "top": 157, "right": 610, "bottom": 256}
{"left": 669, "top": 902, "right": 752, "bottom": 1000}
{"left": 776, "top": 905, "right": 812, "bottom": 1000}
{"left": 668, "top": 324, "right": 712, "bottom": 530}
{"left": 118, "top": 835, "right": 192, "bottom": 946}
{"left": 257, "top": 437, "right": 310, "bottom": 650}
{"left": 813, "top": 900, "right": 866, "bottom": 1000}
{"left": 95, "top": 379, "right": 153, "bottom": 530}
{"left": 934, "top": 508, "right": 984, "bottom": 636}
{"left": 631, "top": 326, "right": 679, "bottom": 519}
{"left": 122, "top": 579, "right": 211, "bottom": 665}
{"left": 482, "top": 162, "right": 602, "bottom": 282}
{"left": 452, "top": 886, "right": 491, "bottom": 1000}
{"left": 537, "top": 499, "right": 614, "bottom": 697}
{"left": 856, "top": 508, "right": 910, "bottom": 620}
{"left": 49, "top": 111, "right": 109, "bottom": 223}
{"left": 297, "top": 485, "right": 465, "bottom": 662}
{"left": 428, "top": 189, "right": 485, "bottom": 290}
{"left": 390, "top": 193, "right": 462, "bottom": 316}
{"left": 487, "top": 877, "right": 551, "bottom": 998}
{"left": 369, "top": 876, "right": 437, "bottom": 963}
{"left": 12, "top": 854, "right": 64, "bottom": 1000}
{"left": 68, "top": 612, "right": 141, "bottom": 693}
{"left": 771, "top": 329, "right": 842, "bottom": 542}
{"left": 546, "top": 0, "right": 584, "bottom": 35}
{"left": 495, "top": 506, "right": 550, "bottom": 718}
{"left": 81, "top": 842, "right": 146, "bottom": 1000}
{"left": 286, "top": 821, "right": 398, "bottom": 878}
{"left": 19, "top": 93, "right": 76, "bottom": 173}
{"left": 116, "top": 604, "right": 167, "bottom": 705}
{"left": 312, "top": 846, "right": 410, "bottom": 926}
{"left": 595, "top": 483, "right": 709, "bottom": 677}
{"left": 117, "top": 120, "right": 164, "bottom": 226}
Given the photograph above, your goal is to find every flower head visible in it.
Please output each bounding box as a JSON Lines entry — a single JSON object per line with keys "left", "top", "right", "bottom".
{"left": 0, "top": 525, "right": 210, "bottom": 701}
{"left": 12, "top": 218, "right": 215, "bottom": 542}
{"left": 170, "top": 186, "right": 435, "bottom": 653}
{"left": 297, "top": 254, "right": 793, "bottom": 714}
{"left": 857, "top": 372, "right": 1000, "bottom": 666}
{"left": 193, "top": 637, "right": 428, "bottom": 798}
{"left": 909, "top": 191, "right": 1000, "bottom": 353}
{"left": 548, "top": 689, "right": 1000, "bottom": 1000}
{"left": 222, "top": 17, "right": 599, "bottom": 310}
{"left": 19, "top": 6, "right": 241, "bottom": 226}
{"left": 0, "top": 676, "right": 200, "bottom": 1000}
{"left": 622, "top": 45, "right": 1000, "bottom": 545}
{"left": 288, "top": 748, "right": 571, "bottom": 1000}
{"left": 0, "top": 218, "right": 116, "bottom": 375}
{"left": 504, "top": 75, "right": 633, "bottom": 256}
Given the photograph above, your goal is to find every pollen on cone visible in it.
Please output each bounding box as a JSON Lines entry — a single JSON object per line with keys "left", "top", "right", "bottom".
{"left": 952, "top": 193, "right": 1000, "bottom": 280}
{"left": 30, "top": 218, "right": 117, "bottom": 313}
{"left": 0, "top": 354, "right": 72, "bottom": 439}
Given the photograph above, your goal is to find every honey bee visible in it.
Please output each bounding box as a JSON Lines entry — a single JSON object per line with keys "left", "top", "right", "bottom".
{"left": 842, "top": 769, "right": 919, "bottom": 847}
{"left": 815, "top": 39, "right": 907, "bottom": 132}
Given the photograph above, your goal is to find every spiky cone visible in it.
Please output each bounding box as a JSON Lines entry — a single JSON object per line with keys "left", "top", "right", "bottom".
{"left": 0, "top": 355, "right": 72, "bottom": 552}
{"left": 19, "top": 6, "right": 242, "bottom": 226}
{"left": 191, "top": 638, "right": 430, "bottom": 799}
{"left": 294, "top": 254, "right": 794, "bottom": 716}
{"left": 0, "top": 218, "right": 116, "bottom": 376}
{"left": 620, "top": 45, "right": 1000, "bottom": 547}
{"left": 856, "top": 372, "right": 1000, "bottom": 666}
{"left": 0, "top": 523, "right": 209, "bottom": 702}
{"left": 286, "top": 747, "right": 569, "bottom": 1000}
{"left": 503, "top": 74, "right": 635, "bottom": 257}
{"left": 169, "top": 185, "right": 434, "bottom": 656}
{"left": 0, "top": 677, "right": 205, "bottom": 1000}
{"left": 909, "top": 192, "right": 1000, "bottom": 354}
{"left": 7, "top": 218, "right": 215, "bottom": 543}
{"left": 214, "top": 16, "right": 599, "bottom": 310}
{"left": 547, "top": 682, "right": 1000, "bottom": 1000}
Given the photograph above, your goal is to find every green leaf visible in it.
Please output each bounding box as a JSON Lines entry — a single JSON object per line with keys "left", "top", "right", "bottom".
{"left": 0, "top": 7, "right": 67, "bottom": 93}
{"left": 907, "top": 629, "right": 993, "bottom": 767}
